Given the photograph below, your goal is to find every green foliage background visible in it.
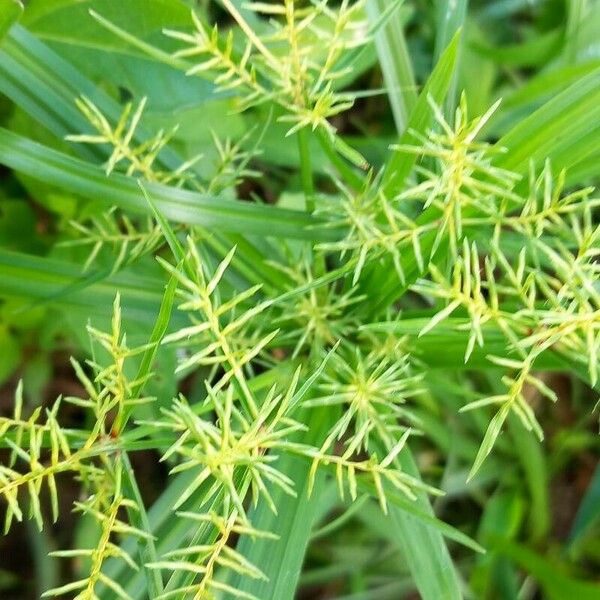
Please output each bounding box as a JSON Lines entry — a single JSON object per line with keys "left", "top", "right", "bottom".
{"left": 0, "top": 1, "right": 599, "bottom": 599}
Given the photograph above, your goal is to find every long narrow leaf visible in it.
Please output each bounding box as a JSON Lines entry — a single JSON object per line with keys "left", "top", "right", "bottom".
{"left": 0, "top": 128, "right": 338, "bottom": 241}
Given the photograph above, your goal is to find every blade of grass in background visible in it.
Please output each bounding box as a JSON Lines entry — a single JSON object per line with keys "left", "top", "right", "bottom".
{"left": 0, "top": 128, "right": 336, "bottom": 241}
{"left": 568, "top": 462, "right": 600, "bottom": 548}
{"left": 497, "top": 540, "right": 600, "bottom": 600}
{"left": 565, "top": 0, "right": 590, "bottom": 63}
{"left": 496, "top": 67, "right": 600, "bottom": 178}
{"left": 0, "top": 26, "right": 196, "bottom": 168}
{"left": 366, "top": 0, "right": 417, "bottom": 135}
{"left": 381, "top": 29, "right": 460, "bottom": 193}
{"left": 433, "top": 0, "right": 468, "bottom": 119}
{"left": 363, "top": 318, "right": 566, "bottom": 371}
{"left": 230, "top": 446, "right": 330, "bottom": 599}
{"left": 355, "top": 32, "right": 460, "bottom": 317}
{"left": 384, "top": 448, "right": 463, "bottom": 600}
{"left": 472, "top": 29, "right": 563, "bottom": 68}
{"left": 0, "top": 249, "right": 169, "bottom": 324}
{"left": 508, "top": 416, "right": 550, "bottom": 543}
{"left": 473, "top": 491, "right": 524, "bottom": 600}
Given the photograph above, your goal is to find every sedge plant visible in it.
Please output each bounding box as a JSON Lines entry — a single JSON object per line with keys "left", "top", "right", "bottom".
{"left": 0, "top": 1, "right": 599, "bottom": 599}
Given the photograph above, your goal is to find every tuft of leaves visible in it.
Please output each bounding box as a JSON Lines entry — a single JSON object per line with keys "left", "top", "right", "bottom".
{"left": 1, "top": 2, "right": 599, "bottom": 600}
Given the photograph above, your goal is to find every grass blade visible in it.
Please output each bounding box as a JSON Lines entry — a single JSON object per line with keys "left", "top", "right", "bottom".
{"left": 382, "top": 30, "right": 460, "bottom": 196}
{"left": 231, "top": 410, "right": 333, "bottom": 600}
{"left": 380, "top": 447, "right": 463, "bottom": 600}
{"left": 433, "top": 0, "right": 467, "bottom": 118}
{"left": 0, "top": 128, "right": 337, "bottom": 241}
{"left": 496, "top": 67, "right": 600, "bottom": 176}
{"left": 366, "top": 0, "right": 417, "bottom": 134}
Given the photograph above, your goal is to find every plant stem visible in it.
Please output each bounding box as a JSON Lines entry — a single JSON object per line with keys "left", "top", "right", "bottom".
{"left": 121, "top": 452, "right": 164, "bottom": 597}
{"left": 297, "top": 128, "right": 315, "bottom": 213}
{"left": 316, "top": 128, "right": 363, "bottom": 191}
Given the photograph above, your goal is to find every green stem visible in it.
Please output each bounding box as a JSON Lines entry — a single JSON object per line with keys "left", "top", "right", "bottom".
{"left": 121, "top": 452, "right": 164, "bottom": 597}
{"left": 297, "top": 127, "right": 329, "bottom": 278}
{"left": 316, "top": 128, "right": 364, "bottom": 191}
{"left": 113, "top": 272, "right": 177, "bottom": 434}
{"left": 297, "top": 127, "right": 315, "bottom": 213}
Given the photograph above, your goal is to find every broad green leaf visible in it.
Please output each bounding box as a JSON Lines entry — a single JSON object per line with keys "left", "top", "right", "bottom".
{"left": 22, "top": 0, "right": 191, "bottom": 56}
{"left": 0, "top": 0, "right": 23, "bottom": 42}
